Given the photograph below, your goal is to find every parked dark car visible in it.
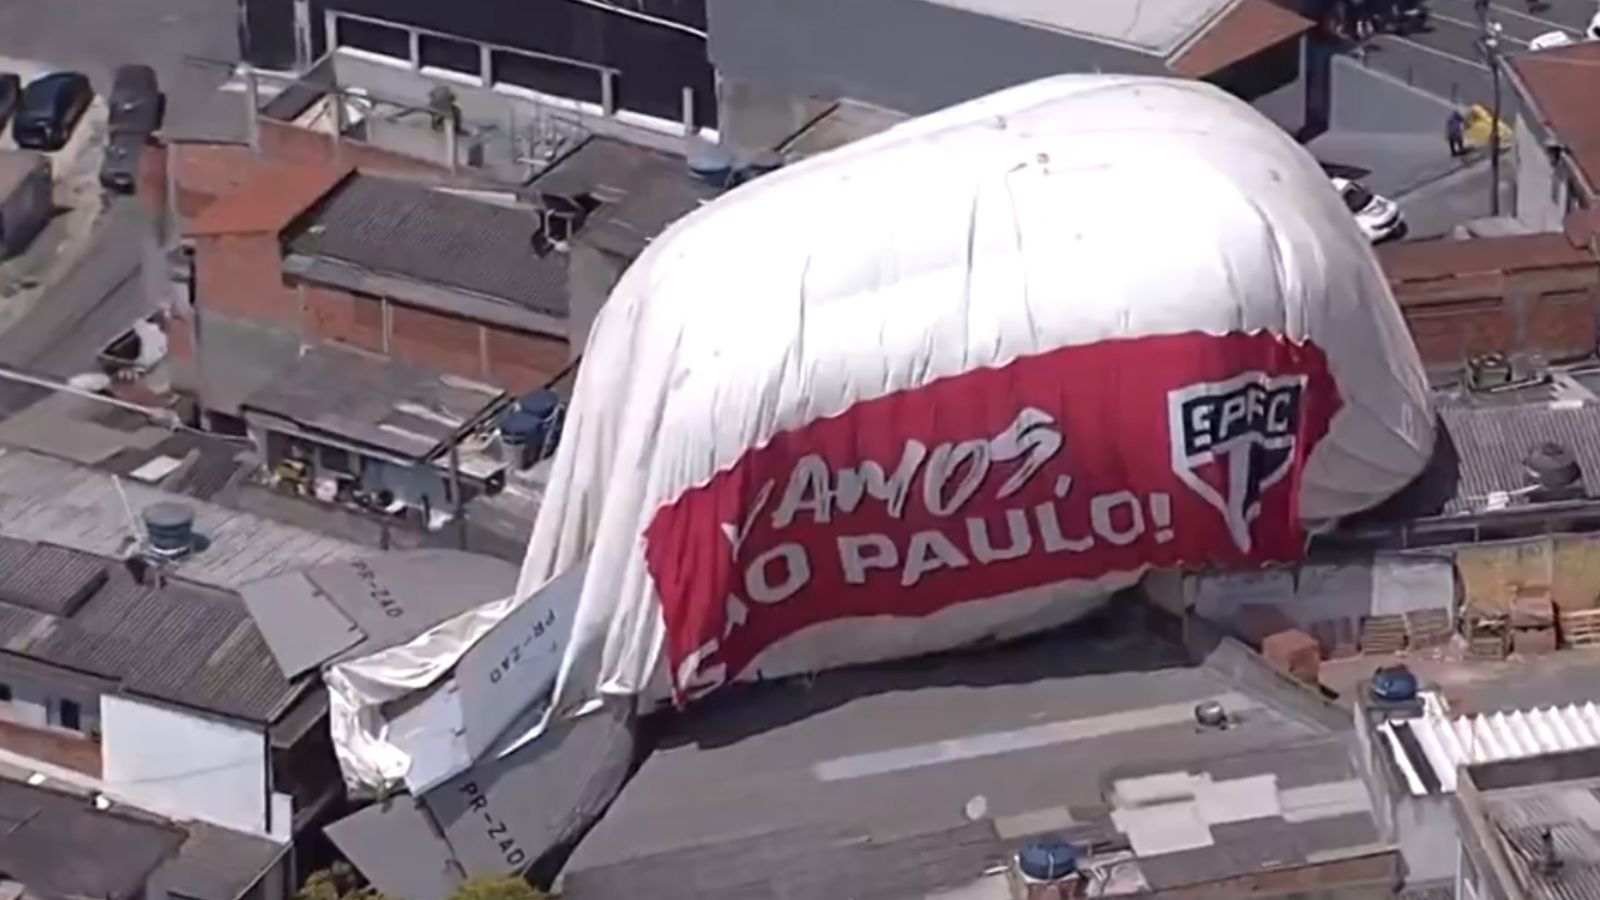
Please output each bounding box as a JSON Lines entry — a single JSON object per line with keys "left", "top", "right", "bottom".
{"left": 99, "top": 65, "right": 163, "bottom": 193}
{"left": 0, "top": 74, "right": 20, "bottom": 134}
{"left": 99, "top": 131, "right": 145, "bottom": 193}
{"left": 106, "top": 64, "right": 162, "bottom": 135}
{"left": 13, "top": 72, "right": 93, "bottom": 151}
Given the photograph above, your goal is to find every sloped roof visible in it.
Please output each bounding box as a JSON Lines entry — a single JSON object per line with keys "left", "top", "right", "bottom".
{"left": 1167, "top": 0, "right": 1313, "bottom": 78}
{"left": 0, "top": 778, "right": 185, "bottom": 900}
{"left": 287, "top": 175, "right": 569, "bottom": 317}
{"left": 1509, "top": 40, "right": 1600, "bottom": 198}
{"left": 185, "top": 162, "right": 351, "bottom": 237}
{"left": 0, "top": 539, "right": 311, "bottom": 723}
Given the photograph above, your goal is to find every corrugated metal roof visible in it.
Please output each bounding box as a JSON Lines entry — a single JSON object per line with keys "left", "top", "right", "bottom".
{"left": 186, "top": 162, "right": 351, "bottom": 237}
{"left": 287, "top": 175, "right": 569, "bottom": 318}
{"left": 1379, "top": 693, "right": 1600, "bottom": 796}
{"left": 1166, "top": 0, "right": 1312, "bottom": 78}
{"left": 0, "top": 540, "right": 110, "bottom": 616}
{"left": 0, "top": 539, "right": 310, "bottom": 723}
{"left": 0, "top": 448, "right": 363, "bottom": 590}
{"left": 1438, "top": 401, "right": 1600, "bottom": 515}
{"left": 1484, "top": 794, "right": 1600, "bottom": 899}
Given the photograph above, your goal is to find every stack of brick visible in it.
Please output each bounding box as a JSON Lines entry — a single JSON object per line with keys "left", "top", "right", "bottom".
{"left": 1511, "top": 587, "right": 1558, "bottom": 655}
{"left": 1360, "top": 614, "right": 1408, "bottom": 655}
{"left": 1307, "top": 617, "right": 1360, "bottom": 659}
{"left": 1404, "top": 608, "right": 1453, "bottom": 649}
{"left": 1263, "top": 629, "right": 1321, "bottom": 686}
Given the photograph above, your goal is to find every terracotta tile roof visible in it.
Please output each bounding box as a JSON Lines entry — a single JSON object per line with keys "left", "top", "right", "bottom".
{"left": 1167, "top": 0, "right": 1312, "bottom": 78}
{"left": 1509, "top": 41, "right": 1600, "bottom": 197}
{"left": 1380, "top": 232, "right": 1591, "bottom": 284}
{"left": 185, "top": 161, "right": 352, "bottom": 237}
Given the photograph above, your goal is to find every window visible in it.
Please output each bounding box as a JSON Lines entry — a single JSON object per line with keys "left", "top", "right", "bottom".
{"left": 0, "top": 684, "right": 10, "bottom": 702}
{"left": 319, "top": 445, "right": 358, "bottom": 477}
{"left": 420, "top": 34, "right": 481, "bottom": 78}
{"left": 57, "top": 699, "right": 81, "bottom": 731}
{"left": 491, "top": 49, "right": 603, "bottom": 105}
{"left": 336, "top": 17, "right": 410, "bottom": 62}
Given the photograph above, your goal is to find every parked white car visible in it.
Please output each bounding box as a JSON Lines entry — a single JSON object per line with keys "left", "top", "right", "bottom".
{"left": 1331, "top": 177, "right": 1403, "bottom": 243}
{"left": 1529, "top": 30, "right": 1574, "bottom": 50}
{"left": 1531, "top": 12, "right": 1600, "bottom": 49}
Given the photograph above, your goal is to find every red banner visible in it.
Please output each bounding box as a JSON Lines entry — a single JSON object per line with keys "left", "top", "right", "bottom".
{"left": 644, "top": 331, "right": 1340, "bottom": 700}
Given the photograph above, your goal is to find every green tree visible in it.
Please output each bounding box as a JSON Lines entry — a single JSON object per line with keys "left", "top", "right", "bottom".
{"left": 294, "top": 863, "right": 388, "bottom": 900}
{"left": 448, "top": 874, "right": 548, "bottom": 900}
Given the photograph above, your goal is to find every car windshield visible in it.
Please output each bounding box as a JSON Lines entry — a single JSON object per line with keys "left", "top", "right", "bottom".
{"left": 1342, "top": 183, "right": 1375, "bottom": 213}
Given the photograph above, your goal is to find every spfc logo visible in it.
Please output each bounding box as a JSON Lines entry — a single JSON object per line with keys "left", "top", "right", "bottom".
{"left": 1168, "top": 372, "right": 1306, "bottom": 554}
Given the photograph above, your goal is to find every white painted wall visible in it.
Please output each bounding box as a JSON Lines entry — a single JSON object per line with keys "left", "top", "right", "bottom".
{"left": 0, "top": 672, "right": 99, "bottom": 734}
{"left": 1515, "top": 115, "right": 1568, "bottom": 233}
{"left": 101, "top": 695, "right": 272, "bottom": 836}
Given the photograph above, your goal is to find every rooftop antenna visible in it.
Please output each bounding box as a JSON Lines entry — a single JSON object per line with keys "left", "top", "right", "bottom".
{"left": 110, "top": 475, "right": 146, "bottom": 554}
{"left": 1538, "top": 828, "right": 1564, "bottom": 877}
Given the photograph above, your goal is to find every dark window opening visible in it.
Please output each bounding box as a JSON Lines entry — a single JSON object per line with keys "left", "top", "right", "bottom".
{"left": 336, "top": 18, "right": 410, "bottom": 61}
{"left": 491, "top": 50, "right": 602, "bottom": 105}
{"left": 0, "top": 684, "right": 11, "bottom": 702}
{"left": 420, "top": 34, "right": 480, "bottom": 77}
{"left": 59, "top": 699, "right": 81, "bottom": 731}
{"left": 206, "top": 410, "right": 249, "bottom": 438}
{"left": 320, "top": 445, "right": 356, "bottom": 476}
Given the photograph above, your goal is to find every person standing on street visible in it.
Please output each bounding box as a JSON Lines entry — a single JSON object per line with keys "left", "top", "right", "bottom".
{"left": 1447, "top": 109, "right": 1467, "bottom": 157}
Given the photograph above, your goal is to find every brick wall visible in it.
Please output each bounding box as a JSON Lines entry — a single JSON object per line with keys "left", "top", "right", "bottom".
{"left": 298, "top": 281, "right": 569, "bottom": 390}
{"left": 389, "top": 302, "right": 485, "bottom": 376}
{"left": 302, "top": 284, "right": 384, "bottom": 353}
{"left": 1525, "top": 289, "right": 1598, "bottom": 361}
{"left": 1396, "top": 281, "right": 1600, "bottom": 370}
{"left": 486, "top": 327, "right": 571, "bottom": 392}
{"left": 195, "top": 235, "right": 301, "bottom": 328}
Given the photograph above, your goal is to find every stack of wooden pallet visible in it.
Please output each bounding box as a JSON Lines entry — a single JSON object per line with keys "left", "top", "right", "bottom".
{"left": 1404, "top": 608, "right": 1453, "bottom": 649}
{"left": 1561, "top": 608, "right": 1600, "bottom": 649}
{"left": 1360, "top": 614, "right": 1408, "bottom": 655}
{"left": 1511, "top": 588, "right": 1558, "bottom": 655}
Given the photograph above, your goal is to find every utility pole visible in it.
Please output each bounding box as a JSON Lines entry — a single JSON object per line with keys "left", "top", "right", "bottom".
{"left": 1477, "top": 2, "right": 1503, "bottom": 216}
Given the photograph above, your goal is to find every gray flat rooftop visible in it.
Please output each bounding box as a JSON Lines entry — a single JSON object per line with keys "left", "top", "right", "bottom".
{"left": 0, "top": 447, "right": 363, "bottom": 589}
{"left": 921, "top": 0, "right": 1234, "bottom": 55}
{"left": 240, "top": 549, "right": 519, "bottom": 678}
{"left": 562, "top": 610, "right": 1377, "bottom": 899}
{"left": 240, "top": 343, "right": 507, "bottom": 462}
{"left": 153, "top": 822, "right": 286, "bottom": 900}
{"left": 0, "top": 777, "right": 186, "bottom": 900}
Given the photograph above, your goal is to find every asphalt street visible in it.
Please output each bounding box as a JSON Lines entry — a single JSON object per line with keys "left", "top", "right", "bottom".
{"left": 0, "top": 0, "right": 238, "bottom": 414}
{"left": 1363, "top": 0, "right": 1600, "bottom": 106}
{"left": 0, "top": 0, "right": 235, "bottom": 124}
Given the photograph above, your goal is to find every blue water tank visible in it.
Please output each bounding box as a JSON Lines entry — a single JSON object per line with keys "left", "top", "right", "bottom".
{"left": 1371, "top": 665, "right": 1419, "bottom": 703}
{"left": 501, "top": 390, "right": 563, "bottom": 467}
{"left": 1017, "top": 837, "right": 1078, "bottom": 881}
